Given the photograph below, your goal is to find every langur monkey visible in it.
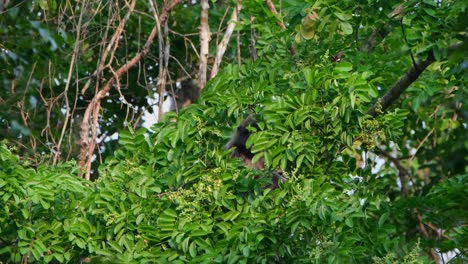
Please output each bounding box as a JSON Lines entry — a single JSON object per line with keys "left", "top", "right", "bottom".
{"left": 225, "top": 115, "right": 286, "bottom": 189}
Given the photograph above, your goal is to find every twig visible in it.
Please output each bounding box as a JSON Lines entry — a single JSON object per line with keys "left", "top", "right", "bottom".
{"left": 169, "top": 29, "right": 200, "bottom": 58}
{"left": 82, "top": 1, "right": 133, "bottom": 95}
{"left": 236, "top": 3, "right": 241, "bottom": 66}
{"left": 409, "top": 128, "right": 434, "bottom": 163}
{"left": 149, "top": 0, "right": 169, "bottom": 121}
{"left": 400, "top": 19, "right": 417, "bottom": 69}
{"left": 53, "top": 0, "right": 86, "bottom": 164}
{"left": 215, "top": 6, "right": 230, "bottom": 50}
{"left": 159, "top": 17, "right": 169, "bottom": 121}
{"left": 21, "top": 239, "right": 35, "bottom": 264}
{"left": 379, "top": 148, "right": 409, "bottom": 196}
{"left": 416, "top": 213, "right": 440, "bottom": 261}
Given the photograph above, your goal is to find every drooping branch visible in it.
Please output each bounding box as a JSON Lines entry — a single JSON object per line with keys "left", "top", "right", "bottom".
{"left": 198, "top": 0, "right": 210, "bottom": 88}
{"left": 78, "top": 0, "right": 181, "bottom": 179}
{"left": 211, "top": 1, "right": 242, "bottom": 79}
{"left": 367, "top": 44, "right": 463, "bottom": 117}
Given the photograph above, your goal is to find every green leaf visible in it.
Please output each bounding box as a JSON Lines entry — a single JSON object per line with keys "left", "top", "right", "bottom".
{"left": 340, "top": 22, "right": 353, "bottom": 35}
{"left": 216, "top": 222, "right": 230, "bottom": 234}
{"left": 335, "top": 62, "right": 353, "bottom": 72}
{"left": 303, "top": 67, "right": 314, "bottom": 86}
{"left": 191, "top": 229, "right": 212, "bottom": 237}
{"left": 136, "top": 214, "right": 145, "bottom": 225}
{"left": 108, "top": 240, "right": 123, "bottom": 253}
{"left": 182, "top": 237, "right": 190, "bottom": 253}
{"left": 334, "top": 12, "right": 351, "bottom": 21}
{"left": 189, "top": 242, "right": 197, "bottom": 258}
{"left": 242, "top": 246, "right": 250, "bottom": 257}
{"left": 378, "top": 212, "right": 390, "bottom": 227}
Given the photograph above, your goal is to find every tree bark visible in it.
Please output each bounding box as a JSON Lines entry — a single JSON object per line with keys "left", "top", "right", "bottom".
{"left": 199, "top": 0, "right": 210, "bottom": 88}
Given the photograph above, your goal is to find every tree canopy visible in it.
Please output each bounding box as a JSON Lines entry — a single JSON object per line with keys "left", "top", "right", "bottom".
{"left": 0, "top": 0, "right": 467, "bottom": 263}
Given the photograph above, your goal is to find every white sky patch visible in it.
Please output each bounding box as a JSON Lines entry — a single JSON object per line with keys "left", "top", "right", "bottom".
{"left": 372, "top": 158, "right": 386, "bottom": 174}
{"left": 359, "top": 198, "right": 366, "bottom": 206}
{"left": 141, "top": 93, "right": 175, "bottom": 129}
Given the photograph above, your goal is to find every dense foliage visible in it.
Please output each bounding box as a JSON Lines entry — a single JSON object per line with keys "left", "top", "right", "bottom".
{"left": 1, "top": 0, "right": 467, "bottom": 263}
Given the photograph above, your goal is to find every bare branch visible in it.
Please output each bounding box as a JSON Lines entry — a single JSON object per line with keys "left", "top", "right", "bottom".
{"left": 82, "top": 1, "right": 134, "bottom": 95}
{"left": 53, "top": 0, "right": 87, "bottom": 164}
{"left": 409, "top": 128, "right": 434, "bottom": 163}
{"left": 368, "top": 44, "right": 463, "bottom": 117}
{"left": 78, "top": 0, "right": 181, "bottom": 179}
{"left": 211, "top": 1, "right": 242, "bottom": 79}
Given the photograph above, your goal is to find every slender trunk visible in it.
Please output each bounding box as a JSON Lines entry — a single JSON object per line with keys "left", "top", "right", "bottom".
{"left": 199, "top": 0, "right": 210, "bottom": 88}
{"left": 211, "top": 2, "right": 242, "bottom": 79}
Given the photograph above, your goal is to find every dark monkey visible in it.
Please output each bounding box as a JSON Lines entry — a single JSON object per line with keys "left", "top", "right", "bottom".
{"left": 176, "top": 79, "right": 201, "bottom": 108}
{"left": 224, "top": 115, "right": 261, "bottom": 167}
{"left": 165, "top": 79, "right": 201, "bottom": 112}
{"left": 225, "top": 116, "right": 286, "bottom": 189}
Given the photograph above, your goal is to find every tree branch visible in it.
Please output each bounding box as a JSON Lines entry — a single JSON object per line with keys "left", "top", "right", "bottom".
{"left": 367, "top": 44, "right": 463, "bottom": 117}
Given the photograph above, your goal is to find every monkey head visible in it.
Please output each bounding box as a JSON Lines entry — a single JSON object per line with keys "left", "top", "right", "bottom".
{"left": 224, "top": 115, "right": 259, "bottom": 160}
{"left": 225, "top": 115, "right": 286, "bottom": 188}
